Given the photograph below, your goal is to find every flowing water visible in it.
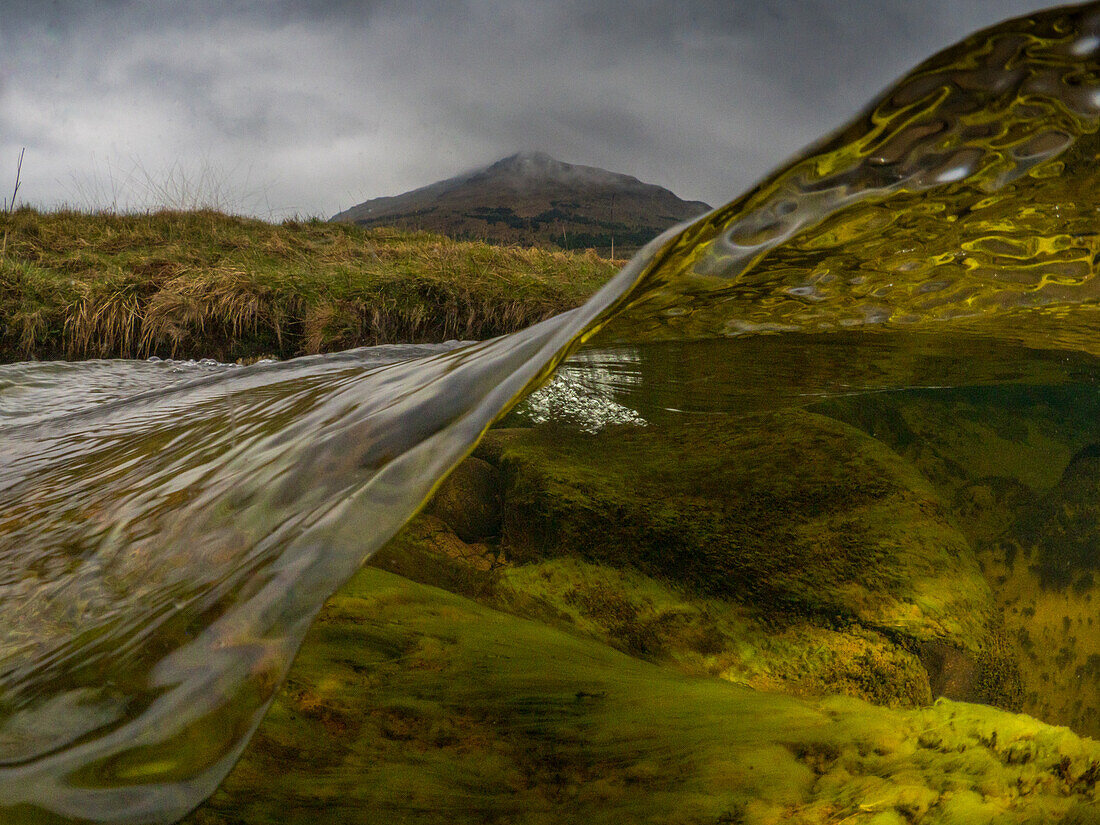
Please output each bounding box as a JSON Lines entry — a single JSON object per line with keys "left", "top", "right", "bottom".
{"left": 6, "top": 4, "right": 1100, "bottom": 823}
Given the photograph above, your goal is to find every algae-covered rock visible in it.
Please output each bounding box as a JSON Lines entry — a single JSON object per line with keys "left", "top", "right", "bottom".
{"left": 494, "top": 557, "right": 935, "bottom": 708}
{"left": 369, "top": 512, "right": 501, "bottom": 598}
{"left": 817, "top": 386, "right": 1100, "bottom": 500}
{"left": 992, "top": 445, "right": 1100, "bottom": 737}
{"left": 373, "top": 506, "right": 939, "bottom": 709}
{"left": 497, "top": 410, "right": 994, "bottom": 655}
{"left": 186, "top": 568, "right": 1100, "bottom": 825}
{"left": 426, "top": 455, "right": 501, "bottom": 543}
{"left": 1019, "top": 442, "right": 1100, "bottom": 590}
{"left": 375, "top": 412, "right": 1019, "bottom": 712}
{"left": 974, "top": 513, "right": 1100, "bottom": 738}
{"left": 816, "top": 387, "right": 1100, "bottom": 737}
{"left": 368, "top": 443, "right": 510, "bottom": 597}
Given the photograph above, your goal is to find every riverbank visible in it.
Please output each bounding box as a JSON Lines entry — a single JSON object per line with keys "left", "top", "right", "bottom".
{"left": 0, "top": 209, "right": 618, "bottom": 363}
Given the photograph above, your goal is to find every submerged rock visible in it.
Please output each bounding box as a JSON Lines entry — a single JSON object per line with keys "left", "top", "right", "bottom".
{"left": 186, "top": 568, "right": 1100, "bottom": 825}
{"left": 818, "top": 388, "right": 1100, "bottom": 738}
{"left": 371, "top": 412, "right": 1025, "bottom": 714}
{"left": 497, "top": 410, "right": 994, "bottom": 653}
{"left": 1022, "top": 442, "right": 1100, "bottom": 591}
{"left": 494, "top": 556, "right": 936, "bottom": 709}
{"left": 972, "top": 461, "right": 1100, "bottom": 739}
{"left": 816, "top": 386, "right": 1100, "bottom": 498}
{"left": 426, "top": 455, "right": 502, "bottom": 544}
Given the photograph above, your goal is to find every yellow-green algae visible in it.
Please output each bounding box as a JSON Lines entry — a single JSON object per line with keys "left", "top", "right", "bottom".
{"left": 321, "top": 348, "right": 1100, "bottom": 810}
{"left": 494, "top": 412, "right": 996, "bottom": 656}
{"left": 372, "top": 412, "right": 1032, "bottom": 712}
{"left": 493, "top": 556, "right": 936, "bottom": 709}
{"left": 186, "top": 567, "right": 1100, "bottom": 825}
{"left": 374, "top": 510, "right": 940, "bottom": 710}
{"left": 816, "top": 386, "right": 1100, "bottom": 738}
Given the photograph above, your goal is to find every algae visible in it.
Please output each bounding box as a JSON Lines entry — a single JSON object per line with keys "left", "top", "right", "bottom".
{"left": 815, "top": 386, "right": 1100, "bottom": 738}
{"left": 186, "top": 568, "right": 1100, "bottom": 825}
{"left": 365, "top": 408, "right": 1029, "bottom": 714}
{"left": 496, "top": 410, "right": 995, "bottom": 654}
{"left": 818, "top": 385, "right": 1100, "bottom": 498}
{"left": 494, "top": 556, "right": 935, "bottom": 709}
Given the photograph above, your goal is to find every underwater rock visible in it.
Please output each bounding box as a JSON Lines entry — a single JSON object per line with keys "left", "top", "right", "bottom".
{"left": 377, "top": 415, "right": 1026, "bottom": 712}
{"left": 369, "top": 513, "right": 501, "bottom": 599}
{"left": 426, "top": 455, "right": 502, "bottom": 543}
{"left": 493, "top": 556, "right": 936, "bottom": 709}
{"left": 373, "top": 509, "right": 940, "bottom": 709}
{"left": 185, "top": 568, "right": 1100, "bottom": 825}
{"left": 952, "top": 476, "right": 1037, "bottom": 549}
{"left": 496, "top": 410, "right": 995, "bottom": 654}
{"left": 367, "top": 439, "right": 517, "bottom": 597}
{"left": 806, "top": 389, "right": 1100, "bottom": 735}
{"left": 966, "top": 445, "right": 1100, "bottom": 740}
{"left": 817, "top": 386, "right": 1100, "bottom": 500}
{"left": 919, "top": 634, "right": 1022, "bottom": 713}
{"left": 1022, "top": 442, "right": 1100, "bottom": 590}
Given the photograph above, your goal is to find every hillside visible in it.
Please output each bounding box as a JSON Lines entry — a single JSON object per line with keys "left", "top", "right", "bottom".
{"left": 0, "top": 209, "right": 618, "bottom": 363}
{"left": 331, "top": 152, "right": 710, "bottom": 255}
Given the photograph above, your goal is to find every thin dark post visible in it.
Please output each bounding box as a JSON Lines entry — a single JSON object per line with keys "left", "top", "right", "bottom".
{"left": 7, "top": 148, "right": 24, "bottom": 215}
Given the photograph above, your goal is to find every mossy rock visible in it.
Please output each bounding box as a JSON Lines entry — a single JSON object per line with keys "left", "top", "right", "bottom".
{"left": 941, "top": 443, "right": 1100, "bottom": 737}
{"left": 817, "top": 386, "right": 1100, "bottom": 498}
{"left": 951, "top": 476, "right": 1036, "bottom": 550}
{"left": 1015, "top": 443, "right": 1100, "bottom": 590}
{"left": 807, "top": 386, "right": 1100, "bottom": 734}
{"left": 369, "top": 513, "right": 501, "bottom": 599}
{"left": 371, "top": 414, "right": 1019, "bottom": 713}
{"left": 494, "top": 557, "right": 935, "bottom": 709}
{"left": 496, "top": 409, "right": 994, "bottom": 654}
{"left": 972, "top": 524, "right": 1100, "bottom": 736}
{"left": 185, "top": 568, "right": 1100, "bottom": 825}
{"left": 372, "top": 519, "right": 947, "bottom": 711}
{"left": 426, "top": 455, "right": 501, "bottom": 543}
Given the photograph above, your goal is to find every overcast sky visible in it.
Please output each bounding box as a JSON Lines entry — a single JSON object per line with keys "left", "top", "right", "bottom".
{"left": 0, "top": 0, "right": 1070, "bottom": 219}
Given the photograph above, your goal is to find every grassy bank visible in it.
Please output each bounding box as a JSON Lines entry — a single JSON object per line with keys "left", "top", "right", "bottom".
{"left": 0, "top": 209, "right": 618, "bottom": 363}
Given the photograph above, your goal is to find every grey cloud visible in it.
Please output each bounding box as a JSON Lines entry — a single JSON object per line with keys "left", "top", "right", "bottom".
{"left": 0, "top": 0, "right": 1074, "bottom": 218}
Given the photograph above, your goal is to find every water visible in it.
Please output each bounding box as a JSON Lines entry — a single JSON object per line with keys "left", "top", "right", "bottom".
{"left": 5, "top": 3, "right": 1100, "bottom": 823}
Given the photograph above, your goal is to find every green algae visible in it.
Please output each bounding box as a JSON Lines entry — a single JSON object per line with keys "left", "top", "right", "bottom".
{"left": 496, "top": 410, "right": 995, "bottom": 655}
{"left": 186, "top": 567, "right": 1100, "bottom": 825}
{"left": 370, "top": 407, "right": 1028, "bottom": 713}
{"left": 817, "top": 385, "right": 1100, "bottom": 498}
{"left": 373, "top": 507, "right": 939, "bottom": 709}
{"left": 813, "top": 385, "right": 1100, "bottom": 738}
{"left": 494, "top": 557, "right": 935, "bottom": 709}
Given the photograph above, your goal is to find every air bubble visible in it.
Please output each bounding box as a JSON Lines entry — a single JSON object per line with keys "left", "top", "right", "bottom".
{"left": 1071, "top": 35, "right": 1100, "bottom": 55}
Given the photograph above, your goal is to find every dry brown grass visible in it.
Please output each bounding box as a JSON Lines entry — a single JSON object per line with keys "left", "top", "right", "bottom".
{"left": 0, "top": 209, "right": 618, "bottom": 362}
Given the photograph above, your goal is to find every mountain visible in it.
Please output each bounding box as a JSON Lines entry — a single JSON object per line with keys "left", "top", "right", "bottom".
{"left": 331, "top": 152, "right": 711, "bottom": 255}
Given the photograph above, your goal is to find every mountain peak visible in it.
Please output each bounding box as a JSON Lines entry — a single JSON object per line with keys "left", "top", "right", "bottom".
{"left": 479, "top": 152, "right": 570, "bottom": 183}
{"left": 497, "top": 150, "right": 558, "bottom": 167}
{"left": 332, "top": 155, "right": 710, "bottom": 255}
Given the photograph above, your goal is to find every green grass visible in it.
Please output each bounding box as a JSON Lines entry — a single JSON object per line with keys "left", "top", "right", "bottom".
{"left": 0, "top": 209, "right": 618, "bottom": 363}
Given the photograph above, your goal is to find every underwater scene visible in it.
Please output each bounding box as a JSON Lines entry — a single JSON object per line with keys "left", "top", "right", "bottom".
{"left": 5, "top": 3, "right": 1100, "bottom": 823}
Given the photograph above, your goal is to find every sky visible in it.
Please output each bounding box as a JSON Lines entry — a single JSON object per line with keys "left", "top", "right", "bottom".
{"left": 0, "top": 0, "right": 1072, "bottom": 219}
